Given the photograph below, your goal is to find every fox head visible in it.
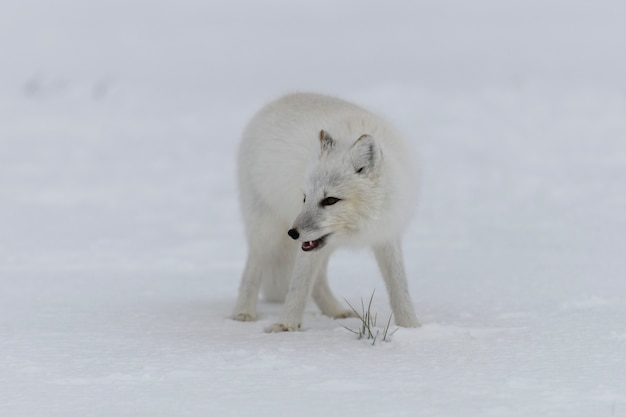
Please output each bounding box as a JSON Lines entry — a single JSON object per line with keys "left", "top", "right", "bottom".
{"left": 287, "top": 130, "right": 386, "bottom": 251}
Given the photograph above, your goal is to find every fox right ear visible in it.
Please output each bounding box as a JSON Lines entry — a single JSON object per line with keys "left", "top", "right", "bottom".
{"left": 319, "top": 130, "right": 336, "bottom": 155}
{"left": 350, "top": 134, "right": 381, "bottom": 175}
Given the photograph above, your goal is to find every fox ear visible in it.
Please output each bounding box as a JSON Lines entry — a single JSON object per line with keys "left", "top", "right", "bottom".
{"left": 319, "top": 130, "right": 336, "bottom": 155}
{"left": 349, "top": 134, "right": 381, "bottom": 175}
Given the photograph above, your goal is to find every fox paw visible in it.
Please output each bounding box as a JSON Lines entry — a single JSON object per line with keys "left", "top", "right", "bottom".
{"left": 394, "top": 315, "right": 420, "bottom": 328}
{"left": 264, "top": 322, "right": 300, "bottom": 333}
{"left": 233, "top": 313, "right": 256, "bottom": 322}
{"left": 332, "top": 309, "right": 359, "bottom": 319}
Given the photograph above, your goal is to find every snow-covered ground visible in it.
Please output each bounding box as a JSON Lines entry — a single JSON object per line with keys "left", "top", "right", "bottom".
{"left": 1, "top": 1, "right": 625, "bottom": 416}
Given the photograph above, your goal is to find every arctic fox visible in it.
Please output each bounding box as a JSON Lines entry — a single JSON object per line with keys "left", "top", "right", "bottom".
{"left": 233, "top": 92, "right": 419, "bottom": 332}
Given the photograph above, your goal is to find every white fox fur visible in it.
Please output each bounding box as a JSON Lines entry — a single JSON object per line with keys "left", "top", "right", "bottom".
{"left": 233, "top": 92, "right": 419, "bottom": 332}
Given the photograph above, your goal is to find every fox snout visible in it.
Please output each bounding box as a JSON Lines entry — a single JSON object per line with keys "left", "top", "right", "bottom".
{"left": 287, "top": 226, "right": 329, "bottom": 252}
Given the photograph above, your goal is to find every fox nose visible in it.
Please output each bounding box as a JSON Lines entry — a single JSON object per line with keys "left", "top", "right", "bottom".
{"left": 287, "top": 228, "right": 299, "bottom": 240}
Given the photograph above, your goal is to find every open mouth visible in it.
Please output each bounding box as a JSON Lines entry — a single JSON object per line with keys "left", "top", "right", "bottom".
{"left": 301, "top": 234, "right": 330, "bottom": 252}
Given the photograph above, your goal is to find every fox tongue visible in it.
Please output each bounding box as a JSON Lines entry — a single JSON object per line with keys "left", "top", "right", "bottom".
{"left": 302, "top": 240, "right": 318, "bottom": 251}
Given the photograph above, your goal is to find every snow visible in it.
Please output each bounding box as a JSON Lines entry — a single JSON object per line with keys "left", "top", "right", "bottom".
{"left": 1, "top": 1, "right": 626, "bottom": 416}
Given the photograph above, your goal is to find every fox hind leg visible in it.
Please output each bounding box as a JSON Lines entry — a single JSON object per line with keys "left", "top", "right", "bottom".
{"left": 312, "top": 254, "right": 358, "bottom": 319}
{"left": 232, "top": 247, "right": 262, "bottom": 321}
{"left": 233, "top": 190, "right": 295, "bottom": 321}
{"left": 233, "top": 229, "right": 297, "bottom": 321}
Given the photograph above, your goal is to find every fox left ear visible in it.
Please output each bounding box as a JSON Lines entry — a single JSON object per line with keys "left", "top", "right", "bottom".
{"left": 349, "top": 134, "right": 381, "bottom": 175}
{"left": 319, "top": 130, "right": 336, "bottom": 156}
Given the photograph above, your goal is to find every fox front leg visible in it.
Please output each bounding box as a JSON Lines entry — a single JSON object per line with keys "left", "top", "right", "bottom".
{"left": 265, "top": 251, "right": 322, "bottom": 332}
{"left": 373, "top": 240, "right": 420, "bottom": 327}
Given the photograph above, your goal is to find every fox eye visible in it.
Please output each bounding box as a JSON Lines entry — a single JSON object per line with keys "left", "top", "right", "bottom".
{"left": 320, "top": 197, "right": 340, "bottom": 206}
{"left": 303, "top": 194, "right": 306, "bottom": 203}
